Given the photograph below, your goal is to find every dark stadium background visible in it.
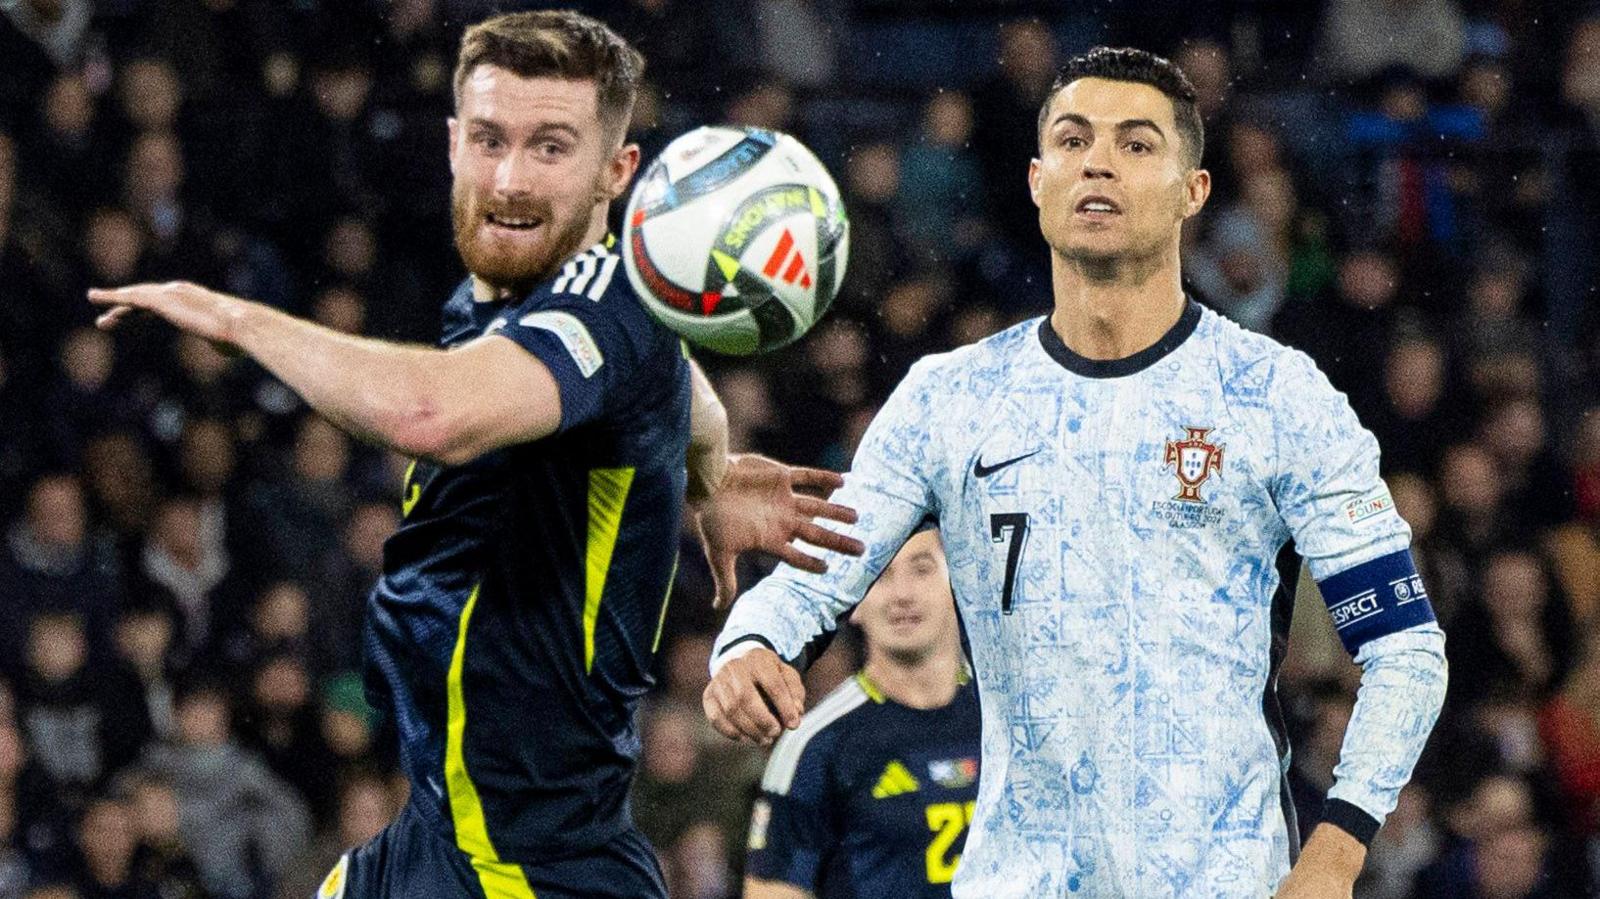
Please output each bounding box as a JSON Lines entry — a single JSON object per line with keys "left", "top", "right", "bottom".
{"left": 0, "top": 0, "right": 1597, "bottom": 896}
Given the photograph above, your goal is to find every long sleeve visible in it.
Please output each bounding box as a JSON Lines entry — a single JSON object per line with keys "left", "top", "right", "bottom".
{"left": 1267, "top": 348, "right": 1447, "bottom": 840}
{"left": 1323, "top": 626, "right": 1448, "bottom": 839}
{"left": 713, "top": 356, "right": 945, "bottom": 672}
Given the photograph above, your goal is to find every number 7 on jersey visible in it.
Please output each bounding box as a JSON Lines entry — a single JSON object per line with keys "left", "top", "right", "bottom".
{"left": 989, "top": 512, "right": 1029, "bottom": 614}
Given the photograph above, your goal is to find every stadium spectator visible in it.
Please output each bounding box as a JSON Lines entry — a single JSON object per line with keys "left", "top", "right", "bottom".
{"left": 72, "top": 795, "right": 162, "bottom": 899}
{"left": 632, "top": 702, "right": 749, "bottom": 863}
{"left": 1540, "top": 627, "right": 1600, "bottom": 838}
{"left": 137, "top": 496, "right": 232, "bottom": 656}
{"left": 273, "top": 769, "right": 398, "bottom": 899}
{"left": 308, "top": 501, "right": 393, "bottom": 674}
{"left": 972, "top": 17, "right": 1058, "bottom": 251}
{"left": 121, "top": 771, "right": 206, "bottom": 899}
{"left": 111, "top": 603, "right": 176, "bottom": 745}
{"left": 138, "top": 681, "right": 309, "bottom": 899}
{"left": 1315, "top": 0, "right": 1467, "bottom": 83}
{"left": 896, "top": 91, "right": 983, "bottom": 259}
{"left": 0, "top": 474, "right": 122, "bottom": 664}
{"left": 16, "top": 611, "right": 148, "bottom": 802}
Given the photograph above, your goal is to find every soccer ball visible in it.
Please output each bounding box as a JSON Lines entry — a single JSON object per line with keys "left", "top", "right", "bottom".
{"left": 622, "top": 126, "right": 849, "bottom": 356}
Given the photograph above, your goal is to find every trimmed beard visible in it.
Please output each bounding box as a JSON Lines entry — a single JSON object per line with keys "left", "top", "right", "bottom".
{"left": 451, "top": 179, "right": 593, "bottom": 297}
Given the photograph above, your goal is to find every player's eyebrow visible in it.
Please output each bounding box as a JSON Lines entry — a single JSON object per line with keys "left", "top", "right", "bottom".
{"left": 529, "top": 122, "right": 581, "bottom": 140}
{"left": 1115, "top": 118, "right": 1167, "bottom": 141}
{"left": 1049, "top": 113, "right": 1168, "bottom": 143}
{"left": 464, "top": 117, "right": 506, "bottom": 134}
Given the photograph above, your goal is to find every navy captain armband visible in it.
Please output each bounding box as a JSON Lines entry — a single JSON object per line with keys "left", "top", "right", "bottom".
{"left": 1317, "top": 549, "right": 1436, "bottom": 655}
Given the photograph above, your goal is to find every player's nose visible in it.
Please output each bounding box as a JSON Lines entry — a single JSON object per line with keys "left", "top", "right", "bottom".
{"left": 494, "top": 150, "right": 540, "bottom": 198}
{"left": 1081, "top": 140, "right": 1117, "bottom": 180}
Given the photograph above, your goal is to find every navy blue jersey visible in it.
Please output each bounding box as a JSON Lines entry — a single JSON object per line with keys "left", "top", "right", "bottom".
{"left": 362, "top": 238, "right": 690, "bottom": 867}
{"left": 747, "top": 672, "right": 982, "bottom": 898}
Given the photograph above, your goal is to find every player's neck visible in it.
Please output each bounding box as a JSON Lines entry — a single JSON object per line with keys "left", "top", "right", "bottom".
{"left": 1048, "top": 249, "right": 1186, "bottom": 362}
{"left": 863, "top": 650, "right": 965, "bottom": 710}
{"left": 579, "top": 203, "right": 611, "bottom": 254}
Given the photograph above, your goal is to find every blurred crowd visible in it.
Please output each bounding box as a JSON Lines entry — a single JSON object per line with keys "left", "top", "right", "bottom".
{"left": 0, "top": 0, "right": 1597, "bottom": 897}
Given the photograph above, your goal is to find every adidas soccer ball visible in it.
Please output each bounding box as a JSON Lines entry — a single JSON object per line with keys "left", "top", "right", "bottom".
{"left": 622, "top": 127, "right": 849, "bottom": 356}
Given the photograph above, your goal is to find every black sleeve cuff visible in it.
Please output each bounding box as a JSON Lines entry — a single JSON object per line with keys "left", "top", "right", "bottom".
{"left": 719, "top": 613, "right": 848, "bottom": 673}
{"left": 1319, "top": 798, "right": 1381, "bottom": 845}
{"left": 717, "top": 635, "right": 777, "bottom": 658}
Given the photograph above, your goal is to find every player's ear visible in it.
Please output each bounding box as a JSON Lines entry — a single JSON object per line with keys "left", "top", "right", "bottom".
{"left": 601, "top": 142, "right": 641, "bottom": 202}
{"left": 1182, "top": 167, "right": 1211, "bottom": 219}
{"left": 447, "top": 118, "right": 459, "bottom": 176}
{"left": 1028, "top": 158, "right": 1043, "bottom": 208}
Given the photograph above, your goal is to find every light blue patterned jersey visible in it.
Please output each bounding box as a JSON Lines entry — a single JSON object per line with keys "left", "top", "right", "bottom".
{"left": 715, "top": 300, "right": 1447, "bottom": 898}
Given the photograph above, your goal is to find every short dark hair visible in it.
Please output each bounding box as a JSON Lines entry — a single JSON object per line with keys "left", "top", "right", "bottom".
{"left": 453, "top": 10, "right": 645, "bottom": 139}
{"left": 1037, "top": 46, "right": 1205, "bottom": 167}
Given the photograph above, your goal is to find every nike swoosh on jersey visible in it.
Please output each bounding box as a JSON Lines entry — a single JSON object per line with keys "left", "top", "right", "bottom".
{"left": 973, "top": 450, "right": 1041, "bottom": 478}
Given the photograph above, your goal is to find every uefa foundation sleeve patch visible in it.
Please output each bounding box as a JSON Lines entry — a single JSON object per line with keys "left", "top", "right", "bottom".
{"left": 519, "top": 310, "right": 604, "bottom": 377}
{"left": 1317, "top": 549, "right": 1437, "bottom": 654}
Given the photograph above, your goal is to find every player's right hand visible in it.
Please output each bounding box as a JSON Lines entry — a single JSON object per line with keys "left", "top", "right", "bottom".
{"left": 703, "top": 647, "right": 805, "bottom": 747}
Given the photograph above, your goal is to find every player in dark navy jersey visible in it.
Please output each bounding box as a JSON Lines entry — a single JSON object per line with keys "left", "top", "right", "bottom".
{"left": 89, "top": 11, "right": 863, "bottom": 899}
{"left": 744, "top": 530, "right": 981, "bottom": 899}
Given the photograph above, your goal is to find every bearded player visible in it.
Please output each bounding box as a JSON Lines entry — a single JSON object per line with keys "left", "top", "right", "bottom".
{"left": 91, "top": 11, "right": 863, "bottom": 899}
{"left": 706, "top": 48, "right": 1448, "bottom": 898}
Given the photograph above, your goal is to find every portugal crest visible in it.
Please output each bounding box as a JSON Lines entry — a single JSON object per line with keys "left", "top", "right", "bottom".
{"left": 1163, "top": 426, "right": 1224, "bottom": 503}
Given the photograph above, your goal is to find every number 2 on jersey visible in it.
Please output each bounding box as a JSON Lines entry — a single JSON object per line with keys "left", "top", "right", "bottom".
{"left": 989, "top": 513, "right": 1029, "bottom": 613}
{"left": 925, "top": 801, "right": 976, "bottom": 884}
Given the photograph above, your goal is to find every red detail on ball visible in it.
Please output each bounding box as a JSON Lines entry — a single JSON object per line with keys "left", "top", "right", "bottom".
{"left": 762, "top": 230, "right": 795, "bottom": 278}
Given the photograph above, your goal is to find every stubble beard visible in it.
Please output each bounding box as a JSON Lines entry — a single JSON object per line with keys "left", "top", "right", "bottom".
{"left": 1051, "top": 226, "right": 1171, "bottom": 285}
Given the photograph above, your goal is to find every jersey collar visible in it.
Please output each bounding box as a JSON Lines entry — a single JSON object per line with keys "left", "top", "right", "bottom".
{"left": 466, "top": 233, "right": 618, "bottom": 303}
{"left": 1037, "top": 296, "right": 1202, "bottom": 379}
{"left": 855, "top": 663, "right": 973, "bottom": 707}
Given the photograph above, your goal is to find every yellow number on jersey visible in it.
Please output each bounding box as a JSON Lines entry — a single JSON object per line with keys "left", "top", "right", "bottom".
{"left": 924, "top": 800, "right": 976, "bottom": 884}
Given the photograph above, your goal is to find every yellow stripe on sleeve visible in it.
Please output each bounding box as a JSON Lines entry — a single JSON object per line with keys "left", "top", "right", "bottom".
{"left": 651, "top": 553, "right": 680, "bottom": 655}
{"left": 443, "top": 584, "right": 538, "bottom": 899}
{"left": 584, "top": 468, "right": 636, "bottom": 673}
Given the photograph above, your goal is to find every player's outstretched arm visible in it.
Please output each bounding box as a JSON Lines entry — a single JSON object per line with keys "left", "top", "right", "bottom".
{"left": 683, "top": 360, "right": 865, "bottom": 608}
{"left": 90, "top": 282, "right": 561, "bottom": 464}
{"left": 692, "top": 455, "right": 864, "bottom": 610}
{"left": 686, "top": 358, "right": 731, "bottom": 503}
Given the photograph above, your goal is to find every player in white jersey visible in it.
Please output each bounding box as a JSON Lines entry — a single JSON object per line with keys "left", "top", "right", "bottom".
{"left": 704, "top": 48, "right": 1448, "bottom": 899}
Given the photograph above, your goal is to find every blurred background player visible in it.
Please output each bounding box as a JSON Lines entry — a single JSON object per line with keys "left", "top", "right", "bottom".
{"left": 706, "top": 48, "right": 1448, "bottom": 899}
{"left": 88, "top": 10, "right": 860, "bottom": 899}
{"left": 744, "top": 529, "right": 979, "bottom": 899}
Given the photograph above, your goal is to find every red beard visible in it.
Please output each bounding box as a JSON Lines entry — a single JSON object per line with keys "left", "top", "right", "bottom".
{"left": 451, "top": 180, "right": 592, "bottom": 295}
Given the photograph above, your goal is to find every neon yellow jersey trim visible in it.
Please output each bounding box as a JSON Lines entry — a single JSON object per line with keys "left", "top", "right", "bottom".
{"left": 584, "top": 468, "right": 636, "bottom": 673}
{"left": 651, "top": 553, "right": 681, "bottom": 654}
{"left": 444, "top": 584, "right": 539, "bottom": 899}
{"left": 854, "top": 671, "right": 887, "bottom": 704}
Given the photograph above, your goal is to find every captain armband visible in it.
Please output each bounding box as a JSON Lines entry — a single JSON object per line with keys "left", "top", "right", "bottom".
{"left": 1317, "top": 549, "right": 1437, "bottom": 655}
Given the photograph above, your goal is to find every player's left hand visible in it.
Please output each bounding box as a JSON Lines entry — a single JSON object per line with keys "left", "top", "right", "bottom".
{"left": 691, "top": 454, "right": 864, "bottom": 609}
{"left": 1274, "top": 824, "right": 1363, "bottom": 898}
{"left": 89, "top": 281, "right": 245, "bottom": 350}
